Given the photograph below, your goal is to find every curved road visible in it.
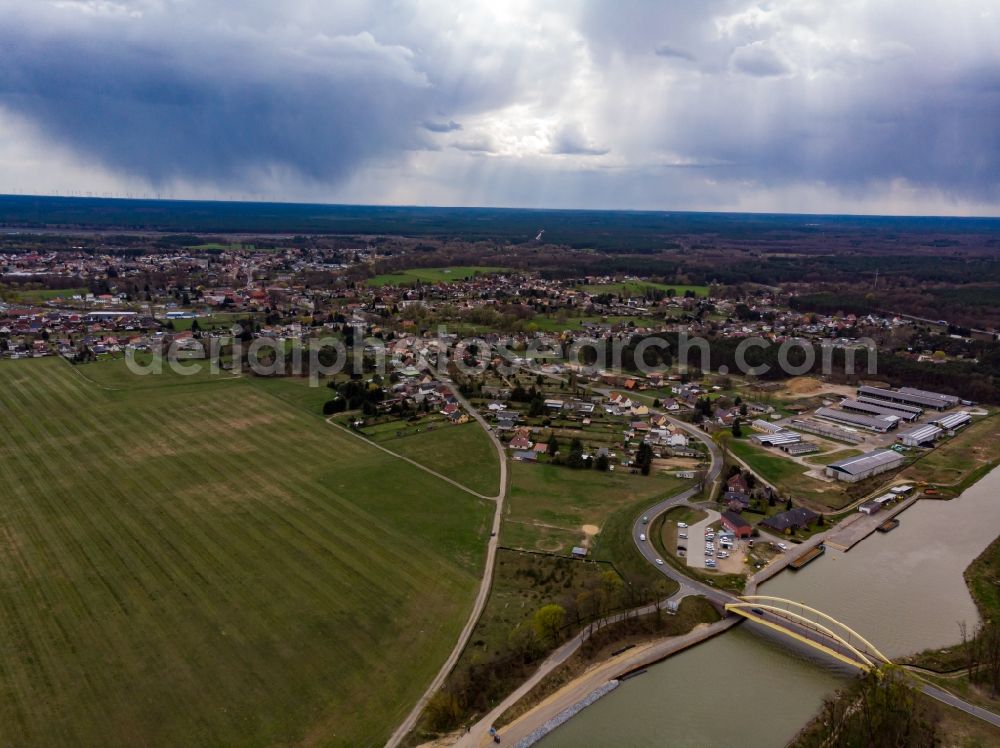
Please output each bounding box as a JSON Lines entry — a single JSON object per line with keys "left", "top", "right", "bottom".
{"left": 385, "top": 382, "right": 509, "bottom": 748}
{"left": 628, "top": 413, "right": 734, "bottom": 606}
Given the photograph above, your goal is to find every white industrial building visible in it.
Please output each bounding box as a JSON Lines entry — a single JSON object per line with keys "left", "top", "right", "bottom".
{"left": 897, "top": 424, "right": 942, "bottom": 447}
{"left": 825, "top": 449, "right": 905, "bottom": 482}
{"left": 930, "top": 411, "right": 972, "bottom": 431}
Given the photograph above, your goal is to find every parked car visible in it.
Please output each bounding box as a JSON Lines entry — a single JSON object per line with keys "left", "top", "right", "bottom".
{"left": 777, "top": 543, "right": 788, "bottom": 551}
{"left": 677, "top": 522, "right": 688, "bottom": 528}
{"left": 678, "top": 532, "right": 687, "bottom": 539}
{"left": 705, "top": 559, "right": 717, "bottom": 568}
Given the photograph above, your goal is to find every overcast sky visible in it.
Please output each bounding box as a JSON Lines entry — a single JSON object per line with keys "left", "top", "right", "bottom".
{"left": 1, "top": 0, "right": 999, "bottom": 215}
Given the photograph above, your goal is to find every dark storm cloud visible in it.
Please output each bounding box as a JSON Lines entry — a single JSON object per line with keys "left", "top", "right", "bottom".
{"left": 1, "top": 1, "right": 999, "bottom": 211}
{"left": 577, "top": 0, "right": 1000, "bottom": 203}
{"left": 0, "top": 9, "right": 439, "bottom": 185}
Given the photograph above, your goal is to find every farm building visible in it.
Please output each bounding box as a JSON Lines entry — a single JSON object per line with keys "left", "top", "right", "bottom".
{"left": 840, "top": 398, "right": 921, "bottom": 422}
{"left": 751, "top": 430, "right": 802, "bottom": 447}
{"left": 930, "top": 411, "right": 972, "bottom": 430}
{"left": 899, "top": 387, "right": 961, "bottom": 408}
{"left": 897, "top": 424, "right": 942, "bottom": 447}
{"left": 825, "top": 449, "right": 905, "bottom": 482}
{"left": 855, "top": 396, "right": 922, "bottom": 418}
{"left": 814, "top": 406, "right": 898, "bottom": 433}
{"left": 751, "top": 419, "right": 785, "bottom": 434}
{"left": 781, "top": 441, "right": 819, "bottom": 455}
{"left": 789, "top": 418, "right": 865, "bottom": 444}
{"left": 857, "top": 385, "right": 957, "bottom": 411}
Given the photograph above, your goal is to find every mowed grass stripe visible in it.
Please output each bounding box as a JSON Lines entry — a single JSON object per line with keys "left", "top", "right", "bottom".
{"left": 3, "top": 373, "right": 221, "bottom": 743}
{"left": 6, "top": 366, "right": 410, "bottom": 740}
{"left": 0, "top": 359, "right": 490, "bottom": 747}
{"left": 19, "top": 374, "right": 410, "bottom": 736}
{"left": 130, "top": 397, "right": 442, "bottom": 614}
{"left": 0, "top": 389, "right": 160, "bottom": 744}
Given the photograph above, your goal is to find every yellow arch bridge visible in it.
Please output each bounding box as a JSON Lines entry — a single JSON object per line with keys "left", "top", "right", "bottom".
{"left": 725, "top": 596, "right": 892, "bottom": 671}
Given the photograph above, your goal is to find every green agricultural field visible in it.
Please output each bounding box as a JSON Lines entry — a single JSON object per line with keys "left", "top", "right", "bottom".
{"left": 368, "top": 421, "right": 500, "bottom": 497}
{"left": 527, "top": 314, "right": 651, "bottom": 332}
{"left": 0, "top": 286, "right": 89, "bottom": 303}
{"left": 0, "top": 357, "right": 493, "bottom": 748}
{"left": 366, "top": 266, "right": 508, "bottom": 287}
{"left": 576, "top": 281, "right": 709, "bottom": 298}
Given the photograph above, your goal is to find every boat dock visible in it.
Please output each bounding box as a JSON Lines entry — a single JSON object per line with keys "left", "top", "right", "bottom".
{"left": 825, "top": 494, "right": 919, "bottom": 552}
{"left": 789, "top": 544, "right": 825, "bottom": 570}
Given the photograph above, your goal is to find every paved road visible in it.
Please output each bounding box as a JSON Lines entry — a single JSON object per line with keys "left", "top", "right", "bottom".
{"left": 628, "top": 413, "right": 734, "bottom": 607}
{"left": 921, "top": 684, "right": 1000, "bottom": 728}
{"left": 379, "top": 382, "right": 509, "bottom": 748}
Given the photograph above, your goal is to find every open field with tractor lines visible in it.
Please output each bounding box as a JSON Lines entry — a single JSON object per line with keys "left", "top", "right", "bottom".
{"left": 0, "top": 358, "right": 492, "bottom": 747}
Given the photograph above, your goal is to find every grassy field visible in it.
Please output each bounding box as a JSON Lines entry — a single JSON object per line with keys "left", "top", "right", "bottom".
{"left": 366, "top": 266, "right": 508, "bottom": 287}
{"left": 369, "top": 421, "right": 500, "bottom": 497}
{"left": 728, "top": 438, "right": 857, "bottom": 509}
{"left": 576, "top": 281, "right": 708, "bottom": 298}
{"left": 802, "top": 448, "right": 863, "bottom": 466}
{"left": 503, "top": 462, "right": 690, "bottom": 554}
{"left": 902, "top": 415, "right": 1000, "bottom": 490}
{"left": 0, "top": 357, "right": 492, "bottom": 747}
{"left": 163, "top": 312, "right": 248, "bottom": 332}
{"left": 528, "top": 314, "right": 650, "bottom": 332}
{"left": 0, "top": 286, "right": 89, "bottom": 303}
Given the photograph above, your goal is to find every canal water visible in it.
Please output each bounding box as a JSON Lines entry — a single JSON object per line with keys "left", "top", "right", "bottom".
{"left": 540, "top": 465, "right": 1000, "bottom": 746}
{"left": 765, "top": 465, "right": 1000, "bottom": 658}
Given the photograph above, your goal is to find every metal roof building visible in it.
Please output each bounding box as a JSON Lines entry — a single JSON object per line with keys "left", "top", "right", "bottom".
{"left": 840, "top": 398, "right": 921, "bottom": 422}
{"left": 899, "top": 387, "right": 960, "bottom": 408}
{"left": 781, "top": 441, "right": 819, "bottom": 455}
{"left": 752, "top": 431, "right": 802, "bottom": 447}
{"left": 857, "top": 385, "right": 954, "bottom": 411}
{"left": 856, "top": 396, "right": 923, "bottom": 418}
{"left": 930, "top": 411, "right": 972, "bottom": 430}
{"left": 751, "top": 419, "right": 785, "bottom": 434}
{"left": 815, "top": 406, "right": 898, "bottom": 433}
{"left": 825, "top": 449, "right": 905, "bottom": 482}
{"left": 897, "top": 424, "right": 942, "bottom": 447}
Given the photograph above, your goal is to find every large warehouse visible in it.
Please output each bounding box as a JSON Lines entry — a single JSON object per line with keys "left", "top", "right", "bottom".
{"left": 840, "top": 398, "right": 921, "bottom": 422}
{"left": 856, "top": 396, "right": 923, "bottom": 418}
{"left": 857, "top": 385, "right": 957, "bottom": 411}
{"left": 897, "top": 424, "right": 942, "bottom": 447}
{"left": 814, "top": 406, "right": 898, "bottom": 433}
{"left": 826, "top": 449, "right": 906, "bottom": 482}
